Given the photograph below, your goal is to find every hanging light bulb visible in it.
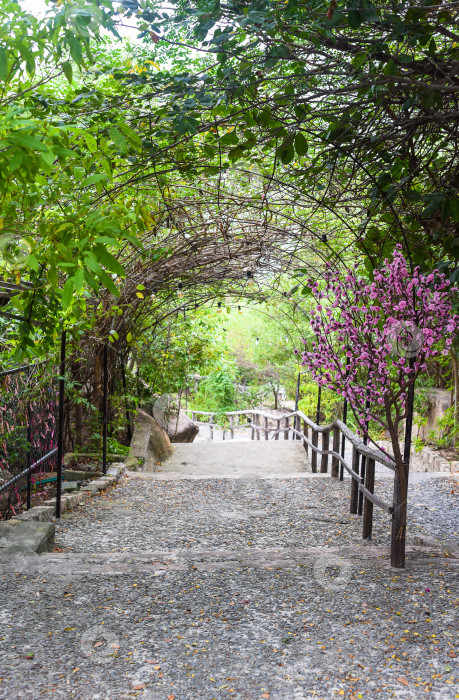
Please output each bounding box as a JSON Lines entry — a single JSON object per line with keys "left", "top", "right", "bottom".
{"left": 238, "top": 305, "right": 242, "bottom": 314}
{"left": 321, "top": 234, "right": 327, "bottom": 243}
{"left": 195, "top": 302, "right": 199, "bottom": 309}
{"left": 177, "top": 282, "right": 184, "bottom": 298}
{"left": 246, "top": 270, "right": 254, "bottom": 287}
{"left": 217, "top": 301, "right": 222, "bottom": 313}
{"left": 256, "top": 336, "right": 259, "bottom": 345}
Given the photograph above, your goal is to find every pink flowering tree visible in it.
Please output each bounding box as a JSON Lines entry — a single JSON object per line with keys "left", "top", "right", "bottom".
{"left": 299, "top": 246, "right": 458, "bottom": 567}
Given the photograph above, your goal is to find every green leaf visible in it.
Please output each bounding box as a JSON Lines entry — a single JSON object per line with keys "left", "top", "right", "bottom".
{"left": 8, "top": 150, "right": 23, "bottom": 173}
{"left": 117, "top": 122, "right": 141, "bottom": 150}
{"left": 98, "top": 269, "right": 119, "bottom": 295}
{"left": 69, "top": 37, "right": 83, "bottom": 66}
{"left": 278, "top": 143, "right": 295, "bottom": 165}
{"left": 448, "top": 197, "right": 459, "bottom": 223}
{"left": 62, "top": 61, "right": 73, "bottom": 83}
{"left": 220, "top": 130, "right": 239, "bottom": 146}
{"left": 0, "top": 46, "right": 8, "bottom": 81}
{"left": 61, "top": 278, "right": 74, "bottom": 310}
{"left": 93, "top": 244, "right": 125, "bottom": 276}
{"left": 73, "top": 268, "right": 85, "bottom": 291}
{"left": 108, "top": 127, "right": 127, "bottom": 152}
{"left": 348, "top": 10, "right": 362, "bottom": 28}
{"left": 383, "top": 59, "right": 398, "bottom": 76}
{"left": 82, "top": 173, "right": 108, "bottom": 187}
{"left": 84, "top": 269, "right": 99, "bottom": 292}
{"left": 9, "top": 132, "right": 47, "bottom": 151}
{"left": 294, "top": 132, "right": 308, "bottom": 156}
{"left": 83, "top": 132, "right": 97, "bottom": 153}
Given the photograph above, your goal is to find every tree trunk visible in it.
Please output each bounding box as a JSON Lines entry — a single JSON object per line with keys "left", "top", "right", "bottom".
{"left": 388, "top": 362, "right": 416, "bottom": 569}
{"left": 391, "top": 460, "right": 408, "bottom": 568}
{"left": 92, "top": 349, "right": 103, "bottom": 409}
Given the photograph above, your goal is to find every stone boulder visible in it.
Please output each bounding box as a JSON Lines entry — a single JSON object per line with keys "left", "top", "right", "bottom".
{"left": 130, "top": 409, "right": 173, "bottom": 463}
{"left": 153, "top": 404, "right": 199, "bottom": 443}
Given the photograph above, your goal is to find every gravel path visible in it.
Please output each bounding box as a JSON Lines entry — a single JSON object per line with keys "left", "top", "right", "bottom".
{"left": 54, "top": 473, "right": 459, "bottom": 553}
{"left": 0, "top": 462, "right": 457, "bottom": 699}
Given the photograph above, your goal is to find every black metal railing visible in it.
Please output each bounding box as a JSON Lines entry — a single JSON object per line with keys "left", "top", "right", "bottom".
{"left": 0, "top": 362, "right": 60, "bottom": 520}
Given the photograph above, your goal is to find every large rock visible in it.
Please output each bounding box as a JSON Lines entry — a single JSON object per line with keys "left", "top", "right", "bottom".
{"left": 153, "top": 403, "right": 199, "bottom": 443}
{"left": 130, "top": 409, "right": 172, "bottom": 463}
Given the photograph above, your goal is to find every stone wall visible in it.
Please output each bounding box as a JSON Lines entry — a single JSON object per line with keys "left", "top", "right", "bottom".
{"left": 377, "top": 440, "right": 459, "bottom": 473}
{"left": 416, "top": 388, "right": 451, "bottom": 440}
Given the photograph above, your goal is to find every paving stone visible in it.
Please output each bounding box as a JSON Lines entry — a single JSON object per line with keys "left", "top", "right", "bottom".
{"left": 0, "top": 450, "right": 456, "bottom": 699}
{"left": 0, "top": 520, "right": 54, "bottom": 554}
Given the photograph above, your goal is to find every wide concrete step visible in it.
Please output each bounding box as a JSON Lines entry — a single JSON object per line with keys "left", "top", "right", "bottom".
{"left": 143, "top": 440, "right": 311, "bottom": 477}
{"left": 1, "top": 544, "right": 452, "bottom": 578}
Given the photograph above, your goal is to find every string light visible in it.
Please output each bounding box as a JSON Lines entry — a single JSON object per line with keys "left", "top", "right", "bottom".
{"left": 246, "top": 270, "right": 254, "bottom": 287}
{"left": 238, "top": 305, "right": 242, "bottom": 313}
{"left": 217, "top": 301, "right": 222, "bottom": 313}
{"left": 321, "top": 234, "right": 327, "bottom": 243}
{"left": 256, "top": 336, "right": 259, "bottom": 345}
{"left": 178, "top": 282, "right": 184, "bottom": 298}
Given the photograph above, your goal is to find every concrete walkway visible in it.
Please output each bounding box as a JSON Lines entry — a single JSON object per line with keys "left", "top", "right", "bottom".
{"left": 151, "top": 441, "right": 310, "bottom": 478}
{"left": 0, "top": 441, "right": 458, "bottom": 700}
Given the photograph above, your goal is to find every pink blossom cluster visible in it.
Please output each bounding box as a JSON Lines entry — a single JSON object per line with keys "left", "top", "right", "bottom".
{"left": 298, "top": 246, "right": 459, "bottom": 432}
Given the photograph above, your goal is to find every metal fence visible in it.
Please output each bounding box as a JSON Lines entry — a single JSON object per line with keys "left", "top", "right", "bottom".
{"left": 0, "top": 363, "right": 59, "bottom": 519}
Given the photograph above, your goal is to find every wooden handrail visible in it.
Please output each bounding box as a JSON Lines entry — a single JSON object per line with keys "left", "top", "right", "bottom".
{"left": 186, "top": 407, "right": 395, "bottom": 520}
{"left": 185, "top": 407, "right": 394, "bottom": 470}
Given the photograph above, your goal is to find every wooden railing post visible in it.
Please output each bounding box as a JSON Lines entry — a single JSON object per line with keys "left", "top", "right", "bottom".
{"left": 362, "top": 457, "right": 375, "bottom": 539}
{"left": 331, "top": 425, "right": 340, "bottom": 478}
{"left": 229, "top": 415, "right": 234, "bottom": 440}
{"left": 210, "top": 416, "right": 214, "bottom": 440}
{"left": 264, "top": 415, "right": 269, "bottom": 440}
{"left": 320, "top": 430, "right": 329, "bottom": 473}
{"left": 192, "top": 411, "right": 196, "bottom": 422}
{"left": 284, "top": 417, "right": 289, "bottom": 440}
{"left": 350, "top": 446, "right": 360, "bottom": 514}
{"left": 311, "top": 429, "right": 318, "bottom": 472}
{"left": 303, "top": 420, "right": 309, "bottom": 455}
{"left": 256, "top": 413, "right": 260, "bottom": 440}
{"left": 275, "top": 418, "right": 280, "bottom": 440}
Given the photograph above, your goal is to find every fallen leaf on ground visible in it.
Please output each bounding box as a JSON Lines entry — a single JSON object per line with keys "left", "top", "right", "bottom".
{"left": 397, "top": 677, "right": 409, "bottom": 686}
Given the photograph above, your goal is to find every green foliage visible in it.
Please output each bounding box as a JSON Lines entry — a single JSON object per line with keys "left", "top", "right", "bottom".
{"left": 225, "top": 300, "right": 304, "bottom": 406}
{"left": 298, "top": 381, "right": 343, "bottom": 426}
{"left": 138, "top": 310, "right": 231, "bottom": 400}
{"left": 427, "top": 407, "right": 459, "bottom": 451}
{"left": 106, "top": 437, "right": 130, "bottom": 456}
{"left": 192, "top": 361, "right": 238, "bottom": 412}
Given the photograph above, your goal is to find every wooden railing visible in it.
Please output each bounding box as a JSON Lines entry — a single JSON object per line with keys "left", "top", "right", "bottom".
{"left": 187, "top": 408, "right": 396, "bottom": 541}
